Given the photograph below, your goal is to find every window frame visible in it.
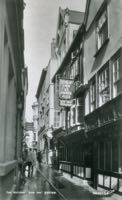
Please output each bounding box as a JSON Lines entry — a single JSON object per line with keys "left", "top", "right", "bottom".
{"left": 111, "top": 48, "right": 122, "bottom": 98}
{"left": 54, "top": 110, "right": 60, "bottom": 128}
{"left": 98, "top": 63, "right": 110, "bottom": 107}
{"left": 96, "top": 8, "right": 108, "bottom": 52}
{"left": 70, "top": 98, "right": 84, "bottom": 126}
{"left": 89, "top": 77, "right": 96, "bottom": 112}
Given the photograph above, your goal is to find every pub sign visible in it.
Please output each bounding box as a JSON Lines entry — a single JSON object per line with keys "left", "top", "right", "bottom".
{"left": 59, "top": 79, "right": 73, "bottom": 100}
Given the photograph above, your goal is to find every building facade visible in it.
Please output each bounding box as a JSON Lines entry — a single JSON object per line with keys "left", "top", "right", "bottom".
{"left": 36, "top": 38, "right": 58, "bottom": 165}
{"left": 24, "top": 122, "right": 34, "bottom": 149}
{"left": 0, "top": 0, "right": 27, "bottom": 199}
{"left": 32, "top": 102, "right": 38, "bottom": 149}
{"left": 51, "top": 8, "right": 88, "bottom": 180}
{"left": 84, "top": 0, "right": 122, "bottom": 193}
{"left": 51, "top": 0, "right": 122, "bottom": 194}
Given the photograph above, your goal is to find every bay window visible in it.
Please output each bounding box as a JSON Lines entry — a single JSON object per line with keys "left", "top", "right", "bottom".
{"left": 90, "top": 78, "right": 96, "bottom": 112}
{"left": 71, "top": 98, "right": 84, "bottom": 126}
{"left": 98, "top": 66, "right": 110, "bottom": 106}
{"left": 113, "top": 55, "right": 121, "bottom": 97}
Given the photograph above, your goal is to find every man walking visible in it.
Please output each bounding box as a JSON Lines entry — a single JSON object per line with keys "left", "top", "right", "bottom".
{"left": 27, "top": 148, "right": 33, "bottom": 177}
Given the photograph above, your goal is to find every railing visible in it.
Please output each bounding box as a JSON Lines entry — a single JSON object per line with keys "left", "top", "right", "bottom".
{"left": 85, "top": 94, "right": 122, "bottom": 132}
{"left": 59, "top": 161, "right": 91, "bottom": 180}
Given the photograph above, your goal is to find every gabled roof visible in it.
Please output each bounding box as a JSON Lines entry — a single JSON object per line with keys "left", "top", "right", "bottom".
{"left": 68, "top": 9, "right": 84, "bottom": 24}
{"left": 58, "top": 7, "right": 84, "bottom": 25}
{"left": 36, "top": 67, "right": 47, "bottom": 99}
{"left": 52, "top": 23, "right": 84, "bottom": 82}
{"left": 56, "top": 7, "right": 84, "bottom": 44}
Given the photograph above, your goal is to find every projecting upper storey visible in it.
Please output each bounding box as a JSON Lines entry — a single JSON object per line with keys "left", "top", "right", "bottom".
{"left": 56, "top": 7, "right": 84, "bottom": 66}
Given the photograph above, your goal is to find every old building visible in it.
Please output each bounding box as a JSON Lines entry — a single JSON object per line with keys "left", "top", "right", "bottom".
{"left": 0, "top": 0, "right": 27, "bottom": 199}
{"left": 51, "top": 7, "right": 90, "bottom": 181}
{"left": 36, "top": 67, "right": 47, "bottom": 163}
{"left": 36, "top": 38, "right": 58, "bottom": 165}
{"left": 51, "top": 0, "right": 122, "bottom": 194}
{"left": 84, "top": 0, "right": 122, "bottom": 193}
{"left": 32, "top": 102, "right": 38, "bottom": 149}
{"left": 24, "top": 122, "right": 34, "bottom": 148}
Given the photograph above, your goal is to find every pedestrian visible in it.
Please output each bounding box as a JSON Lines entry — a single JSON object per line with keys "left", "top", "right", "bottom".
{"left": 27, "top": 148, "right": 33, "bottom": 177}
{"left": 37, "top": 151, "right": 42, "bottom": 167}
{"left": 18, "top": 149, "right": 28, "bottom": 182}
{"left": 22, "top": 149, "right": 29, "bottom": 177}
{"left": 18, "top": 156, "right": 23, "bottom": 179}
{"left": 32, "top": 149, "right": 38, "bottom": 175}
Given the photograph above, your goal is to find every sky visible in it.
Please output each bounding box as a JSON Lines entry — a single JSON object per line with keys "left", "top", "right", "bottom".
{"left": 24, "top": 0, "right": 86, "bottom": 122}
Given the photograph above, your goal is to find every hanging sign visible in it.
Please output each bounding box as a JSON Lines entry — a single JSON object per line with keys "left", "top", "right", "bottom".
{"left": 59, "top": 99, "right": 72, "bottom": 107}
{"left": 59, "top": 79, "right": 73, "bottom": 100}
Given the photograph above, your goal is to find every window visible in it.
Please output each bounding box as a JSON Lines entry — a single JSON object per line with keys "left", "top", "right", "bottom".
{"left": 70, "top": 65, "right": 75, "bottom": 79}
{"left": 74, "top": 58, "right": 79, "bottom": 77}
{"left": 90, "top": 79, "right": 96, "bottom": 112}
{"left": 70, "top": 57, "right": 79, "bottom": 79}
{"left": 60, "top": 110, "right": 65, "bottom": 128}
{"left": 119, "top": 141, "right": 122, "bottom": 173}
{"left": 98, "top": 66, "right": 110, "bottom": 106}
{"left": 105, "top": 142, "right": 111, "bottom": 171}
{"left": 54, "top": 110, "right": 60, "bottom": 128}
{"left": 113, "top": 56, "right": 121, "bottom": 97}
{"left": 73, "top": 30, "right": 77, "bottom": 39}
{"left": 76, "top": 98, "right": 84, "bottom": 123}
{"left": 67, "top": 110, "right": 70, "bottom": 128}
{"left": 96, "top": 10, "right": 108, "bottom": 50}
{"left": 99, "top": 142, "right": 104, "bottom": 170}
{"left": 98, "top": 141, "right": 118, "bottom": 172}
{"left": 71, "top": 98, "right": 84, "bottom": 126}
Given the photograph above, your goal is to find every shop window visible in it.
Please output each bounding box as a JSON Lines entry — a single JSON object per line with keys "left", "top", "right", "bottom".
{"left": 105, "top": 142, "right": 111, "bottom": 171}
{"left": 112, "top": 142, "right": 118, "bottom": 172}
{"left": 96, "top": 10, "right": 108, "bottom": 50}
{"left": 112, "top": 54, "right": 122, "bottom": 97}
{"left": 99, "top": 142, "right": 104, "bottom": 170}
{"left": 119, "top": 141, "right": 122, "bottom": 173}
{"left": 98, "top": 66, "right": 110, "bottom": 106}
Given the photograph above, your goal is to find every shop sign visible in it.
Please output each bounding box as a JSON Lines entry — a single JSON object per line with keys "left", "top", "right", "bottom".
{"left": 59, "top": 79, "right": 73, "bottom": 100}
{"left": 59, "top": 99, "right": 72, "bottom": 107}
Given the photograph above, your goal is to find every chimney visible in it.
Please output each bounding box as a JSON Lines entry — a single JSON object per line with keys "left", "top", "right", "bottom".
{"left": 51, "top": 38, "right": 56, "bottom": 58}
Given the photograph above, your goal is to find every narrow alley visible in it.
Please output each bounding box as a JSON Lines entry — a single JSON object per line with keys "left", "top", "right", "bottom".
{"left": 0, "top": 0, "right": 122, "bottom": 200}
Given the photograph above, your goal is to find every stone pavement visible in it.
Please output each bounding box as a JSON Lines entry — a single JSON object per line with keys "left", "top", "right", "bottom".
{"left": 9, "top": 164, "right": 122, "bottom": 200}
{"left": 39, "top": 164, "right": 122, "bottom": 200}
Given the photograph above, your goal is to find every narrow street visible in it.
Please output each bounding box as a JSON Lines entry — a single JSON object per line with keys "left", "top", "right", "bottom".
{"left": 11, "top": 165, "right": 121, "bottom": 200}
{"left": 0, "top": 1, "right": 122, "bottom": 200}
{"left": 12, "top": 168, "right": 62, "bottom": 200}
